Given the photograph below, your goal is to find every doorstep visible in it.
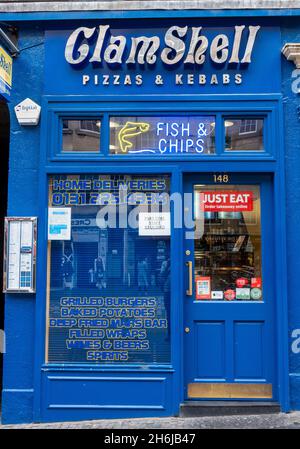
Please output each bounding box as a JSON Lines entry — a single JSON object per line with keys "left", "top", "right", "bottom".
{"left": 179, "top": 401, "right": 281, "bottom": 417}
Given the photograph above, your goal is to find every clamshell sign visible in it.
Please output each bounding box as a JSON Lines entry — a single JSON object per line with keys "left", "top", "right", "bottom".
{"left": 200, "top": 191, "right": 253, "bottom": 212}
{"left": 45, "top": 23, "right": 281, "bottom": 95}
{"left": 65, "top": 25, "right": 260, "bottom": 67}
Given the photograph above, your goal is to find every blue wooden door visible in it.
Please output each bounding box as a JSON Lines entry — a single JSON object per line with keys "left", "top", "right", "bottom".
{"left": 183, "top": 173, "right": 277, "bottom": 401}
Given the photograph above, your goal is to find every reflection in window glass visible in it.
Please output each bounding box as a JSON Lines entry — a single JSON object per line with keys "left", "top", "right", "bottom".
{"left": 62, "top": 119, "right": 101, "bottom": 153}
{"left": 194, "top": 185, "right": 263, "bottom": 301}
{"left": 47, "top": 174, "right": 171, "bottom": 364}
{"left": 225, "top": 119, "right": 264, "bottom": 151}
{"left": 110, "top": 116, "right": 215, "bottom": 155}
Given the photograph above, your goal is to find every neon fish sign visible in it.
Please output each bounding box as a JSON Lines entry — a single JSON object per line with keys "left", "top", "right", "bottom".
{"left": 118, "top": 122, "right": 150, "bottom": 153}
{"left": 115, "top": 118, "right": 214, "bottom": 155}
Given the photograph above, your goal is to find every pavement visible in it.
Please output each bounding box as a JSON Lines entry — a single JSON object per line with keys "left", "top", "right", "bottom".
{"left": 1, "top": 412, "right": 300, "bottom": 429}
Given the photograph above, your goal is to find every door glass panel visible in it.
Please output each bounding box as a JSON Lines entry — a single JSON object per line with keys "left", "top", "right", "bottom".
{"left": 194, "top": 185, "right": 263, "bottom": 301}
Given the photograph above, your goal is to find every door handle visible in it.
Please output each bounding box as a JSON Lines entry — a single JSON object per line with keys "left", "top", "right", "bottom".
{"left": 186, "top": 261, "right": 193, "bottom": 296}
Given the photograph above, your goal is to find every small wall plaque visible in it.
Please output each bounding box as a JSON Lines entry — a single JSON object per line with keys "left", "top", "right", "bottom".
{"left": 14, "top": 98, "right": 41, "bottom": 126}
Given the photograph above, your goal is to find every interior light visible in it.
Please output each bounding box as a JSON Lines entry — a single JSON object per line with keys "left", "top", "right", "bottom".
{"left": 225, "top": 121, "right": 234, "bottom": 127}
{"left": 110, "top": 121, "right": 120, "bottom": 128}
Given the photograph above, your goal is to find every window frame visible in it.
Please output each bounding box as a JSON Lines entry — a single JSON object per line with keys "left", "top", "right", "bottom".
{"left": 47, "top": 101, "right": 276, "bottom": 162}
{"left": 51, "top": 113, "right": 106, "bottom": 160}
{"left": 61, "top": 118, "right": 102, "bottom": 154}
{"left": 222, "top": 114, "right": 267, "bottom": 156}
{"left": 238, "top": 119, "right": 258, "bottom": 135}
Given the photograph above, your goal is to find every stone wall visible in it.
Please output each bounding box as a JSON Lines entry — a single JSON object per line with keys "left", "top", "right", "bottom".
{"left": 0, "top": 1, "right": 300, "bottom": 13}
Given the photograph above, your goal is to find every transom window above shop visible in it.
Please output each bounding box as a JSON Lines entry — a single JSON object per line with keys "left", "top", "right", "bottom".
{"left": 57, "top": 114, "right": 267, "bottom": 157}
{"left": 224, "top": 118, "right": 264, "bottom": 152}
{"left": 62, "top": 119, "right": 101, "bottom": 153}
{"left": 109, "top": 116, "right": 215, "bottom": 155}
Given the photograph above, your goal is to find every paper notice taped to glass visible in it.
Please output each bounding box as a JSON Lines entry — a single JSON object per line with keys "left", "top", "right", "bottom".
{"left": 139, "top": 212, "right": 171, "bottom": 236}
{"left": 48, "top": 207, "right": 71, "bottom": 240}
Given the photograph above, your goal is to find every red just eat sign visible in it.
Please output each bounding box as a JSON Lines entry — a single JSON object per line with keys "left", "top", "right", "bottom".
{"left": 200, "top": 191, "right": 254, "bottom": 212}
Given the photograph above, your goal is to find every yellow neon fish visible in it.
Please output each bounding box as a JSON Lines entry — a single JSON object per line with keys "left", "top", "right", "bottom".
{"left": 118, "top": 121, "right": 150, "bottom": 153}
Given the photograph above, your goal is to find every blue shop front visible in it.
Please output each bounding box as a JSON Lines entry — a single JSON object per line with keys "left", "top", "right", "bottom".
{"left": 2, "top": 11, "right": 300, "bottom": 423}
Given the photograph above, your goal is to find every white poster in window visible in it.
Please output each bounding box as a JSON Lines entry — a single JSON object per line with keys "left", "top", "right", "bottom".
{"left": 139, "top": 212, "right": 171, "bottom": 236}
{"left": 48, "top": 207, "right": 71, "bottom": 240}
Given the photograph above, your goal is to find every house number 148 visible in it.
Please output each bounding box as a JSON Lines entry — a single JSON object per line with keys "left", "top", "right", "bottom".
{"left": 213, "top": 174, "right": 229, "bottom": 183}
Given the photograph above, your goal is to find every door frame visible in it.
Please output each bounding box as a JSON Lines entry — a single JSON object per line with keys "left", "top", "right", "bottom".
{"left": 180, "top": 170, "right": 289, "bottom": 410}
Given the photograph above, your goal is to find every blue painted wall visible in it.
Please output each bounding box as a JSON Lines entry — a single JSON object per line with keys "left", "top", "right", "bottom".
{"left": 282, "top": 18, "right": 300, "bottom": 410}
{"left": 1, "top": 27, "right": 44, "bottom": 424}
{"left": 2, "top": 12, "right": 300, "bottom": 423}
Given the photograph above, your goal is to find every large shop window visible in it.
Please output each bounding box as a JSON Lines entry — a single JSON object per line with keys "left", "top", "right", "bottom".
{"left": 46, "top": 174, "right": 171, "bottom": 364}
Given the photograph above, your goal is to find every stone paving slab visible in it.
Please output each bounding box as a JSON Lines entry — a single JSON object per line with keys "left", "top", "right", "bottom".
{"left": 1, "top": 412, "right": 300, "bottom": 429}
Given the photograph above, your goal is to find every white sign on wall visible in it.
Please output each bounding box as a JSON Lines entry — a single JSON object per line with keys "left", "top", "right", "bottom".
{"left": 3, "top": 217, "right": 37, "bottom": 293}
{"left": 48, "top": 208, "right": 71, "bottom": 240}
{"left": 138, "top": 212, "right": 171, "bottom": 236}
{"left": 14, "top": 98, "right": 41, "bottom": 126}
